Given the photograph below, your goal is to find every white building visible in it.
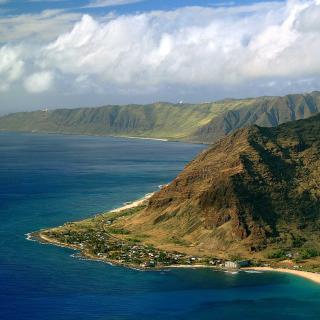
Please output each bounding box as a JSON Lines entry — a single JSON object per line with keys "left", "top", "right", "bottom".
{"left": 224, "top": 261, "right": 239, "bottom": 269}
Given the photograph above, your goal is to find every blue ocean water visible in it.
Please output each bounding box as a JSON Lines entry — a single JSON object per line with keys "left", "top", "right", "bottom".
{"left": 0, "top": 132, "right": 320, "bottom": 320}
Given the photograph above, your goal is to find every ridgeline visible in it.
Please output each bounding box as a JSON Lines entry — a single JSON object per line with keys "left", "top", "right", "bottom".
{"left": 2, "top": 91, "right": 320, "bottom": 143}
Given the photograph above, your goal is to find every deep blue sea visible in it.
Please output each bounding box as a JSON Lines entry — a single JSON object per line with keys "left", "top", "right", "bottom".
{"left": 1, "top": 132, "right": 320, "bottom": 320}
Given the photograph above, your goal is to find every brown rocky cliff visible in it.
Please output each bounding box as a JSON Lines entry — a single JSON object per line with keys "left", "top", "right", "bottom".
{"left": 120, "top": 115, "right": 320, "bottom": 257}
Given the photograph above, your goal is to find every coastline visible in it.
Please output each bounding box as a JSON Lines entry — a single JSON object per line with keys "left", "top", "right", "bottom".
{"left": 27, "top": 193, "right": 320, "bottom": 284}
{"left": 244, "top": 267, "right": 320, "bottom": 284}
{"left": 27, "top": 191, "right": 159, "bottom": 270}
{"left": 31, "top": 230, "right": 216, "bottom": 271}
{"left": 110, "top": 192, "right": 154, "bottom": 213}
{"left": 28, "top": 232, "right": 320, "bottom": 283}
{"left": 0, "top": 130, "right": 171, "bottom": 142}
{"left": 116, "top": 135, "right": 169, "bottom": 142}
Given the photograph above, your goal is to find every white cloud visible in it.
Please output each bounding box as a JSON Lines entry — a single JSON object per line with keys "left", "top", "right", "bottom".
{"left": 86, "top": 0, "right": 143, "bottom": 8}
{"left": 24, "top": 71, "right": 54, "bottom": 93}
{"left": 3, "top": 0, "right": 320, "bottom": 108}
{"left": 0, "top": 46, "right": 24, "bottom": 91}
{"left": 40, "top": 0, "right": 320, "bottom": 90}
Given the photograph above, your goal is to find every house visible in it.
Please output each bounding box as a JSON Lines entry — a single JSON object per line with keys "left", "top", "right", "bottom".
{"left": 224, "top": 261, "right": 239, "bottom": 269}
{"left": 140, "top": 260, "right": 156, "bottom": 268}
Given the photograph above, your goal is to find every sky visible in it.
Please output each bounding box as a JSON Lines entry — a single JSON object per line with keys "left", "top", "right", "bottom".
{"left": 1, "top": 0, "right": 320, "bottom": 114}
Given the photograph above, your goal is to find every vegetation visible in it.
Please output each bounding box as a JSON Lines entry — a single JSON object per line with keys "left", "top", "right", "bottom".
{"left": 108, "top": 228, "right": 130, "bottom": 235}
{"left": 266, "top": 249, "right": 287, "bottom": 259}
{"left": 299, "top": 247, "right": 320, "bottom": 260}
{"left": 1, "top": 91, "right": 320, "bottom": 143}
{"left": 35, "top": 206, "right": 209, "bottom": 268}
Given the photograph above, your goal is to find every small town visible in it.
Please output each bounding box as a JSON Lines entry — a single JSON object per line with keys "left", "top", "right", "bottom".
{"left": 39, "top": 224, "right": 251, "bottom": 270}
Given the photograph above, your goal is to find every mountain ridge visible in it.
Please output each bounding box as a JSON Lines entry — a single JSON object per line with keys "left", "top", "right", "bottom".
{"left": 1, "top": 91, "right": 320, "bottom": 143}
{"left": 112, "top": 113, "right": 320, "bottom": 259}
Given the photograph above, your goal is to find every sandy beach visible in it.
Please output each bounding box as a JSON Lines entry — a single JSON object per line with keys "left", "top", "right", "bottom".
{"left": 111, "top": 135, "right": 169, "bottom": 142}
{"left": 110, "top": 193, "right": 154, "bottom": 213}
{"left": 244, "top": 267, "right": 320, "bottom": 284}
{"left": 124, "top": 136, "right": 169, "bottom": 142}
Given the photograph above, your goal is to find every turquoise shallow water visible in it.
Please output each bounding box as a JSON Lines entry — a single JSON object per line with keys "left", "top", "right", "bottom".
{"left": 0, "top": 132, "right": 320, "bottom": 320}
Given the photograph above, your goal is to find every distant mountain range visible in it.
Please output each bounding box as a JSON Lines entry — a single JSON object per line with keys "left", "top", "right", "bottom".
{"left": 1, "top": 91, "right": 320, "bottom": 144}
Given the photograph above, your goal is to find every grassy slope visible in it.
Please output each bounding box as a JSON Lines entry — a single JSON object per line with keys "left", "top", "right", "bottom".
{"left": 191, "top": 92, "right": 320, "bottom": 143}
{"left": 1, "top": 92, "right": 320, "bottom": 142}
{"left": 0, "top": 102, "right": 237, "bottom": 140}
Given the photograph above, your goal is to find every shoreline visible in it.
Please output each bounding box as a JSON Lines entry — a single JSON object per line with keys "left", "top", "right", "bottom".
{"left": 110, "top": 192, "right": 154, "bottom": 213}
{"left": 1, "top": 130, "right": 171, "bottom": 142}
{"left": 115, "top": 135, "right": 169, "bottom": 142}
{"left": 27, "top": 191, "right": 159, "bottom": 270}
{"left": 31, "top": 231, "right": 216, "bottom": 271}
{"left": 28, "top": 232, "right": 320, "bottom": 283}
{"left": 27, "top": 193, "right": 320, "bottom": 285}
{"left": 244, "top": 267, "right": 320, "bottom": 284}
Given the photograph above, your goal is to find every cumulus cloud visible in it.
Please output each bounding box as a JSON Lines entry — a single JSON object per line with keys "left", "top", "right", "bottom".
{"left": 3, "top": 0, "right": 320, "bottom": 108}
{"left": 24, "top": 71, "right": 54, "bottom": 93}
{"left": 0, "top": 46, "right": 24, "bottom": 91}
{"left": 38, "top": 0, "right": 320, "bottom": 91}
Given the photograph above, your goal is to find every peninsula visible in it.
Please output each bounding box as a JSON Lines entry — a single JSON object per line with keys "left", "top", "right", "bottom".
{"left": 32, "top": 113, "right": 320, "bottom": 282}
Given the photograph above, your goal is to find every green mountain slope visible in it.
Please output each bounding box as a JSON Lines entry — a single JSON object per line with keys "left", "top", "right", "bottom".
{"left": 0, "top": 102, "right": 232, "bottom": 140}
{"left": 190, "top": 91, "right": 320, "bottom": 143}
{"left": 1, "top": 91, "right": 320, "bottom": 143}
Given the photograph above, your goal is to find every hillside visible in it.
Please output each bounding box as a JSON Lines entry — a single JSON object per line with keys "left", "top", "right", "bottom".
{"left": 111, "top": 114, "right": 320, "bottom": 260}
{"left": 0, "top": 101, "right": 243, "bottom": 140}
{"left": 36, "top": 114, "right": 320, "bottom": 267}
{"left": 191, "top": 91, "right": 320, "bottom": 143}
{"left": 2, "top": 91, "right": 320, "bottom": 143}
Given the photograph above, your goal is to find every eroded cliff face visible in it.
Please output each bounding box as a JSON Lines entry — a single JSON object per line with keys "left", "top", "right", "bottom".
{"left": 120, "top": 115, "right": 320, "bottom": 257}
{"left": 190, "top": 91, "right": 320, "bottom": 143}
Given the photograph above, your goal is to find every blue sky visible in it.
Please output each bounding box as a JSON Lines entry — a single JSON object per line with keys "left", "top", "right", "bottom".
{"left": 1, "top": 1, "right": 281, "bottom": 15}
{"left": 1, "top": 0, "right": 320, "bottom": 113}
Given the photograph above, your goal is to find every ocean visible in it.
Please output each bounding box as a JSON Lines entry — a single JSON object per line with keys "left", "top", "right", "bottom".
{"left": 0, "top": 132, "right": 320, "bottom": 320}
